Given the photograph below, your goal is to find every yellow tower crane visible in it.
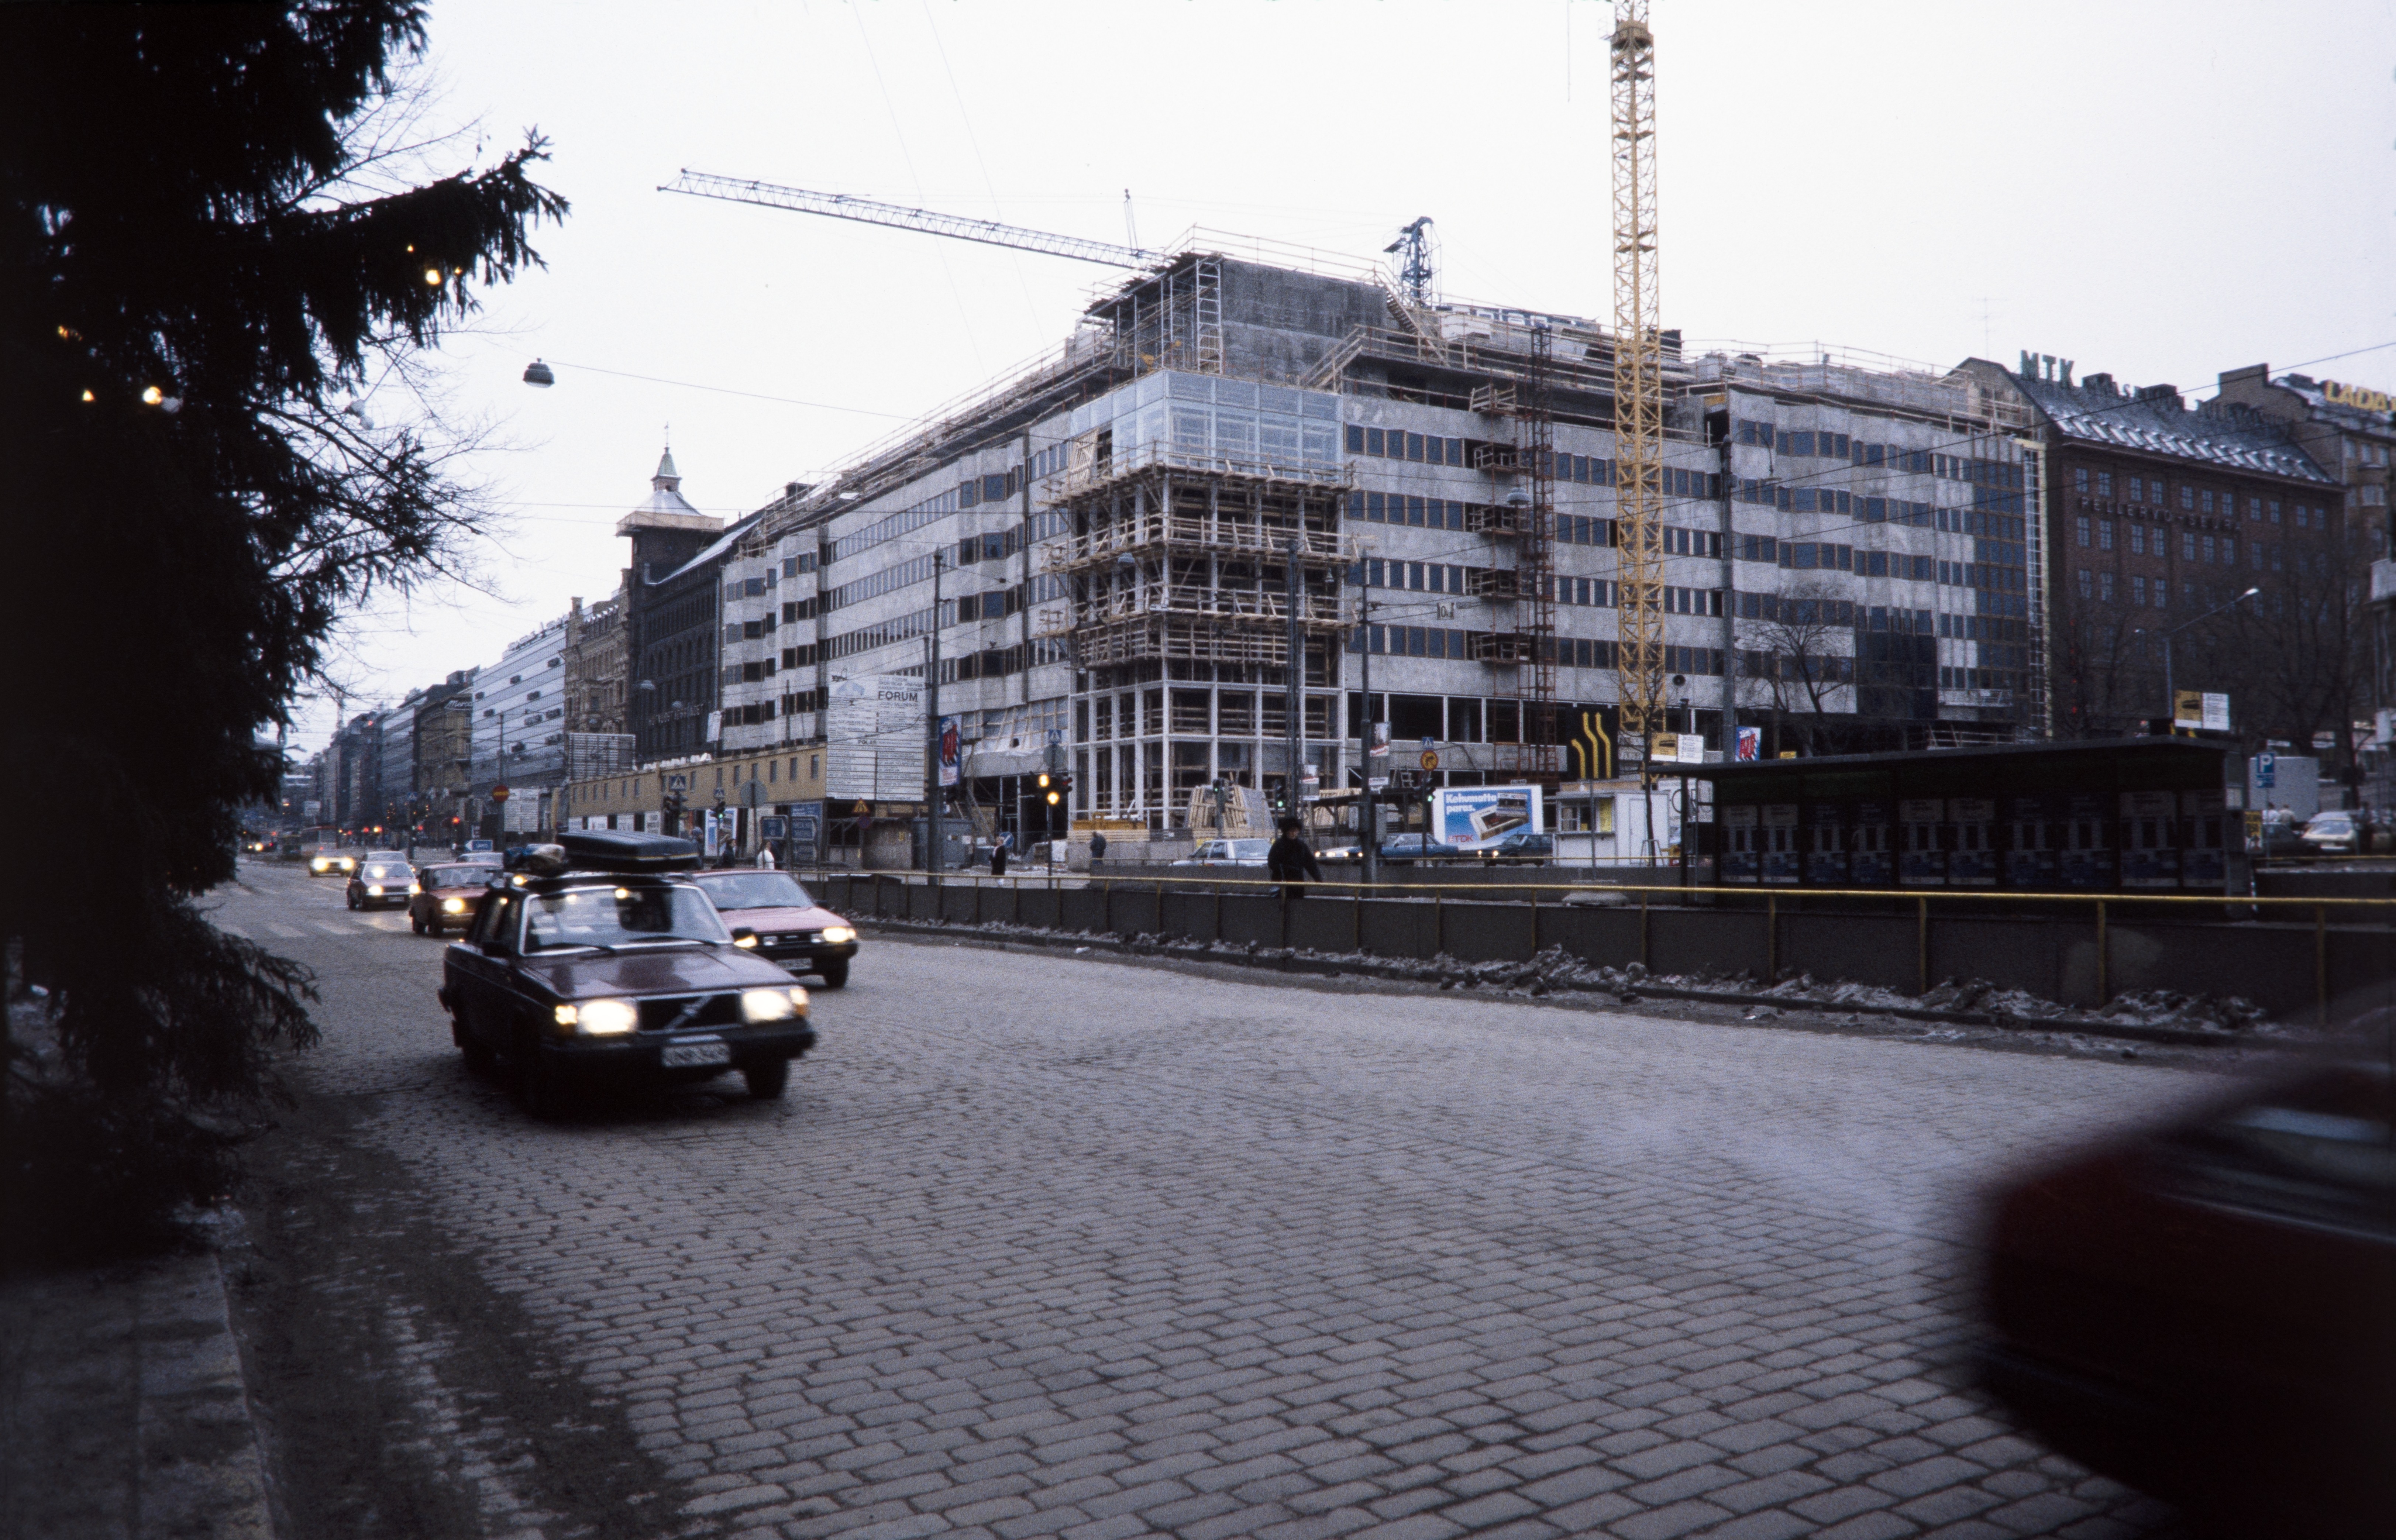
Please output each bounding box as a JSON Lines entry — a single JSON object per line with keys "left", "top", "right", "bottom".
{"left": 1609, "top": 0, "right": 1666, "bottom": 748}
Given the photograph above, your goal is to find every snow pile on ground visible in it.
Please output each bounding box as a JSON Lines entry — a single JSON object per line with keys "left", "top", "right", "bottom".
{"left": 2095, "top": 988, "right": 2268, "bottom": 1035}
{"left": 941, "top": 916, "right": 2285, "bottom": 1037}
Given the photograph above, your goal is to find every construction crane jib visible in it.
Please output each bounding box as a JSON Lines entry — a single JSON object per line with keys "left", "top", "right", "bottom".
{"left": 1609, "top": 1, "right": 1666, "bottom": 748}
{"left": 661, "top": 171, "right": 1159, "bottom": 269}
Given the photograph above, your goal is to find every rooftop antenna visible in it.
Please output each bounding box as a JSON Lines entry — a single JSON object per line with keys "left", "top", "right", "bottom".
{"left": 1383, "top": 217, "right": 1438, "bottom": 307}
{"left": 1123, "top": 189, "right": 1140, "bottom": 253}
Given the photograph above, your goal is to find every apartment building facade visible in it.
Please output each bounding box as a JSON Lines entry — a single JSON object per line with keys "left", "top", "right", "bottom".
{"left": 2213, "top": 365, "right": 2396, "bottom": 806}
{"left": 1967, "top": 356, "right": 2343, "bottom": 747}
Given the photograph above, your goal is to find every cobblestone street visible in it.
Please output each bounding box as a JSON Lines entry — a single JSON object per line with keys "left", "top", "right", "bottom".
{"left": 213, "top": 861, "right": 2233, "bottom": 1540}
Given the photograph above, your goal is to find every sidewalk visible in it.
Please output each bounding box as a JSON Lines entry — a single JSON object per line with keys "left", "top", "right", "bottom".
{"left": 1, "top": 1246, "right": 274, "bottom": 1540}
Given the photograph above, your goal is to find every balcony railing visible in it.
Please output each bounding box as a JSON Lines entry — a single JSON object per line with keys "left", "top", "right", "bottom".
{"left": 1043, "top": 507, "right": 1345, "bottom": 572}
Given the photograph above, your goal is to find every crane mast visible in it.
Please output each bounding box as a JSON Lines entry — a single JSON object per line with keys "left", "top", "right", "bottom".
{"left": 1609, "top": 1, "right": 1666, "bottom": 748}
{"left": 660, "top": 170, "right": 1159, "bottom": 269}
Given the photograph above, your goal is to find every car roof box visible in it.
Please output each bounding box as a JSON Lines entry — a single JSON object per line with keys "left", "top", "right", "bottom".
{"left": 555, "top": 829, "right": 700, "bottom": 874}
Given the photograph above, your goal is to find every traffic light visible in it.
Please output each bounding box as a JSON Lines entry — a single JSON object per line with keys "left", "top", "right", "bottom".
{"left": 1037, "top": 771, "right": 1057, "bottom": 807}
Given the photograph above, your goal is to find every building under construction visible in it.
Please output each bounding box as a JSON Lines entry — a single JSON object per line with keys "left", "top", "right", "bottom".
{"left": 690, "top": 240, "right": 2042, "bottom": 848}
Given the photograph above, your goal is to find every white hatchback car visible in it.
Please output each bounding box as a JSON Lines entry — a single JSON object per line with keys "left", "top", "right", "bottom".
{"left": 1172, "top": 838, "right": 1272, "bottom": 868}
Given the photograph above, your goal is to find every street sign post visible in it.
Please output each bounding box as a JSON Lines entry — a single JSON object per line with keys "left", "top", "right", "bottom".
{"left": 1419, "top": 750, "right": 1439, "bottom": 771}
{"left": 490, "top": 784, "right": 510, "bottom": 803}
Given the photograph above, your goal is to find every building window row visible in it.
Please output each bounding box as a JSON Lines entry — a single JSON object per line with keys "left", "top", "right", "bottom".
{"left": 1939, "top": 666, "right": 2021, "bottom": 693}
{"left": 1345, "top": 424, "right": 1466, "bottom": 467}
{"left": 823, "top": 551, "right": 938, "bottom": 613}
{"left": 958, "top": 468, "right": 1022, "bottom": 509}
{"left": 1734, "top": 422, "right": 1932, "bottom": 473}
{"left": 1347, "top": 492, "right": 1479, "bottom": 530}
{"left": 2073, "top": 468, "right": 2333, "bottom": 529}
{"left": 822, "top": 603, "right": 936, "bottom": 661}
{"left": 1742, "top": 650, "right": 1855, "bottom": 685}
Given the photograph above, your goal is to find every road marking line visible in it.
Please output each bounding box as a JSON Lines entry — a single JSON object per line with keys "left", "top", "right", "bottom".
{"left": 262, "top": 923, "right": 308, "bottom": 940}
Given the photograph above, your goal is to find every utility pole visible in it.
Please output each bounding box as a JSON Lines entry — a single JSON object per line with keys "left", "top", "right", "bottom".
{"left": 1358, "top": 551, "right": 1379, "bottom": 887}
{"left": 925, "top": 550, "right": 944, "bottom": 887}
{"left": 1285, "top": 534, "right": 1304, "bottom": 820}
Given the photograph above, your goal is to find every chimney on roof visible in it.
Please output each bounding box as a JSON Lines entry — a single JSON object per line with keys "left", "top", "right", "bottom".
{"left": 2083, "top": 372, "right": 2114, "bottom": 393}
{"left": 2137, "top": 384, "right": 2184, "bottom": 410}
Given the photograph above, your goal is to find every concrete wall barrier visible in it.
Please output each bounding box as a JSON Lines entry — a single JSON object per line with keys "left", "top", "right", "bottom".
{"left": 800, "top": 872, "right": 2391, "bottom": 1024}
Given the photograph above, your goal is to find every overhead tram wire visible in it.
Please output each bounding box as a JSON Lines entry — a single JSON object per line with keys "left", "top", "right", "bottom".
{"left": 527, "top": 359, "right": 913, "bottom": 420}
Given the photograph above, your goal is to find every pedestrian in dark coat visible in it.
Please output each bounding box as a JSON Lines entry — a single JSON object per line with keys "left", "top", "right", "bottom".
{"left": 991, "top": 837, "right": 1009, "bottom": 878}
{"left": 1266, "top": 816, "right": 1322, "bottom": 903}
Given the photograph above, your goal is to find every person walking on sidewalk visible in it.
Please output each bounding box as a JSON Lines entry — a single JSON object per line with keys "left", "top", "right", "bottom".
{"left": 991, "top": 834, "right": 1010, "bottom": 879}
{"left": 1267, "top": 815, "right": 1322, "bottom": 904}
{"left": 755, "top": 842, "right": 777, "bottom": 869}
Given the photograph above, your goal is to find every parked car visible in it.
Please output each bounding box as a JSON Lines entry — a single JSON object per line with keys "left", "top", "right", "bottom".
{"left": 345, "top": 853, "right": 417, "bottom": 910}
{"left": 1976, "top": 1058, "right": 2395, "bottom": 1539}
{"left": 686, "top": 870, "right": 858, "bottom": 988}
{"left": 2301, "top": 810, "right": 2365, "bottom": 855}
{"left": 1172, "top": 838, "right": 1271, "bottom": 868}
{"left": 409, "top": 860, "right": 503, "bottom": 936}
{"left": 2252, "top": 815, "right": 2309, "bottom": 858}
{"left": 1377, "top": 833, "right": 1461, "bottom": 865}
{"left": 437, "top": 832, "right": 817, "bottom": 1115}
{"left": 1463, "top": 828, "right": 1555, "bottom": 863}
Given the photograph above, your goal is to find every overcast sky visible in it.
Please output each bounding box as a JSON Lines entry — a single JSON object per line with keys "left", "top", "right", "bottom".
{"left": 295, "top": 0, "right": 2396, "bottom": 753}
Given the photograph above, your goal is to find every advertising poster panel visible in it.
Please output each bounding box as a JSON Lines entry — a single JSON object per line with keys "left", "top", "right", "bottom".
{"left": 826, "top": 675, "right": 926, "bottom": 802}
{"left": 1430, "top": 784, "right": 1542, "bottom": 848}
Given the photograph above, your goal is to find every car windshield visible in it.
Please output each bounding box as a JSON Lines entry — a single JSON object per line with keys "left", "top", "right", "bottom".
{"left": 522, "top": 885, "right": 728, "bottom": 951}
{"left": 2308, "top": 816, "right": 2352, "bottom": 831}
{"left": 430, "top": 866, "right": 499, "bottom": 887}
{"left": 692, "top": 872, "right": 816, "bottom": 910}
{"left": 361, "top": 863, "right": 412, "bottom": 879}
{"left": 1231, "top": 840, "right": 1271, "bottom": 859}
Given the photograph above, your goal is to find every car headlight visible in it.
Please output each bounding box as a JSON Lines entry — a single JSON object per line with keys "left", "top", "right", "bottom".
{"left": 734, "top": 933, "right": 759, "bottom": 949}
{"left": 820, "top": 925, "right": 856, "bottom": 944}
{"left": 366, "top": 884, "right": 384, "bottom": 896}
{"left": 340, "top": 858, "right": 355, "bottom": 870}
{"left": 312, "top": 858, "right": 330, "bottom": 870}
{"left": 555, "top": 998, "right": 638, "bottom": 1036}
{"left": 441, "top": 897, "right": 467, "bottom": 914}
{"left": 407, "top": 882, "right": 421, "bottom": 895}
{"left": 741, "top": 987, "right": 806, "bottom": 1022}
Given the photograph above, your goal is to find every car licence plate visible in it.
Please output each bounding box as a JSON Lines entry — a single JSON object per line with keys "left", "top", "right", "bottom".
{"left": 660, "top": 1039, "right": 730, "bottom": 1068}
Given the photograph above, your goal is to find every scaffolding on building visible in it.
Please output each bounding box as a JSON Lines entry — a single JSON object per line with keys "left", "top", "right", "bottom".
{"left": 1047, "top": 449, "right": 1348, "bottom": 669}
{"left": 1049, "top": 442, "right": 1350, "bottom": 819}
{"left": 1093, "top": 254, "right": 1226, "bottom": 377}
{"left": 1470, "top": 328, "right": 1563, "bottom": 782}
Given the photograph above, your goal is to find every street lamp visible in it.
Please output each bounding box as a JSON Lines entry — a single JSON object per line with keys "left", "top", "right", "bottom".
{"left": 2136, "top": 586, "right": 2261, "bottom": 721}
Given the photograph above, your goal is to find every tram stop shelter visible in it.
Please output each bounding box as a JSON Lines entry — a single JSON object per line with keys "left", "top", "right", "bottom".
{"left": 1681, "top": 737, "right": 2251, "bottom": 895}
